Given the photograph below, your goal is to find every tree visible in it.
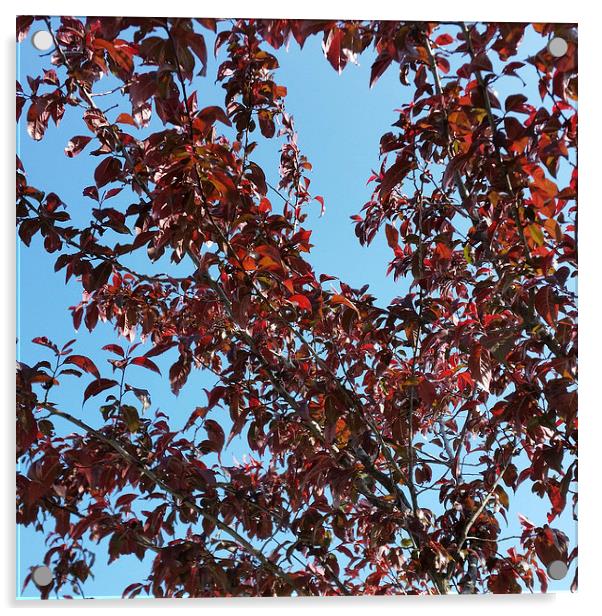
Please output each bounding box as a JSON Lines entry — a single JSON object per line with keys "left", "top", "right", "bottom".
{"left": 16, "top": 17, "right": 577, "bottom": 597}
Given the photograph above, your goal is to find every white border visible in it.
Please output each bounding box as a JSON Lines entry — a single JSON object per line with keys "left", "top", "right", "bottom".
{"left": 3, "top": 1, "right": 600, "bottom": 614}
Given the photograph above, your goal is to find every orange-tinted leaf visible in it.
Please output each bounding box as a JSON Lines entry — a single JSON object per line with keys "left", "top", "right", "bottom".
{"left": 115, "top": 113, "right": 136, "bottom": 126}
{"left": 385, "top": 223, "right": 399, "bottom": 249}
{"left": 331, "top": 294, "right": 360, "bottom": 315}
{"left": 288, "top": 294, "right": 312, "bottom": 312}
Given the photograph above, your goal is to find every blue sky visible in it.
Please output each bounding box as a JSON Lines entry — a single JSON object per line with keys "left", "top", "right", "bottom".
{"left": 17, "top": 18, "right": 576, "bottom": 597}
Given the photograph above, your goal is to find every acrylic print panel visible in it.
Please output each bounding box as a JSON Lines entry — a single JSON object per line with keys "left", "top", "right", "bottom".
{"left": 16, "top": 16, "right": 577, "bottom": 599}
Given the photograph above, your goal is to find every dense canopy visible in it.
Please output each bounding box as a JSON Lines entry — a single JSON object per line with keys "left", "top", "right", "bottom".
{"left": 16, "top": 17, "right": 577, "bottom": 597}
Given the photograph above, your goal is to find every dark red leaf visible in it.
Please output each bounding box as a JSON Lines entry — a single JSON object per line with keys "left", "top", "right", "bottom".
{"left": 197, "top": 105, "right": 232, "bottom": 127}
{"left": 27, "top": 96, "right": 50, "bottom": 141}
{"left": 534, "top": 287, "right": 558, "bottom": 328}
{"left": 187, "top": 32, "right": 208, "bottom": 75}
{"left": 385, "top": 223, "right": 399, "bottom": 249}
{"left": 370, "top": 52, "right": 393, "bottom": 87}
{"left": 84, "top": 261, "right": 113, "bottom": 292}
{"left": 83, "top": 378, "right": 118, "bottom": 403}
{"left": 94, "top": 157, "right": 122, "bottom": 188}
{"left": 16, "top": 16, "right": 34, "bottom": 42}
{"left": 64, "top": 355, "right": 101, "bottom": 379}
{"left": 169, "top": 352, "right": 192, "bottom": 395}
{"left": 131, "top": 356, "right": 161, "bottom": 375}
{"left": 323, "top": 28, "right": 345, "bottom": 73}
{"left": 32, "top": 337, "right": 59, "bottom": 354}
{"left": 83, "top": 109, "right": 109, "bottom": 132}
{"left": 65, "top": 135, "right": 92, "bottom": 157}
{"left": 102, "top": 344, "right": 125, "bottom": 357}
{"left": 469, "top": 344, "right": 492, "bottom": 393}
{"left": 203, "top": 419, "right": 225, "bottom": 454}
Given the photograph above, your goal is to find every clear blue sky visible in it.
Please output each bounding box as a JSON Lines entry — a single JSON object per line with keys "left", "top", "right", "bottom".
{"left": 17, "top": 18, "right": 576, "bottom": 597}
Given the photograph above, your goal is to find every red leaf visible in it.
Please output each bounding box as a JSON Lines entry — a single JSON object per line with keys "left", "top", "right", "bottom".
{"left": 241, "top": 255, "right": 257, "bottom": 271}
{"left": 83, "top": 378, "right": 118, "bottom": 403}
{"left": 115, "top": 113, "right": 136, "bottom": 126}
{"left": 457, "top": 370, "right": 474, "bottom": 391}
{"left": 418, "top": 379, "right": 437, "bottom": 407}
{"left": 370, "top": 52, "right": 393, "bottom": 87}
{"left": 27, "top": 96, "right": 50, "bottom": 141}
{"left": 315, "top": 195, "right": 325, "bottom": 215}
{"left": 129, "top": 73, "right": 157, "bottom": 108}
{"left": 380, "top": 157, "right": 412, "bottom": 198}
{"left": 64, "top": 355, "right": 100, "bottom": 379}
{"left": 534, "top": 526, "right": 569, "bottom": 567}
{"left": 534, "top": 287, "right": 558, "bottom": 328}
{"left": 246, "top": 162, "right": 267, "bottom": 195}
{"left": 102, "top": 344, "right": 125, "bottom": 357}
{"left": 331, "top": 294, "right": 360, "bottom": 315}
{"left": 320, "top": 274, "right": 338, "bottom": 282}
{"left": 104, "top": 187, "right": 123, "bottom": 200}
{"left": 84, "top": 304, "right": 99, "bottom": 332}
{"left": 505, "top": 93, "right": 530, "bottom": 114}
{"left": 32, "top": 336, "right": 59, "bottom": 353}
{"left": 385, "top": 223, "right": 399, "bottom": 249}
{"left": 84, "top": 261, "right": 113, "bottom": 292}
{"left": 435, "top": 33, "right": 454, "bottom": 46}
{"left": 258, "top": 197, "right": 272, "bottom": 214}
{"left": 435, "top": 242, "right": 454, "bottom": 260}
{"left": 438, "top": 57, "right": 452, "bottom": 74}
{"left": 115, "top": 493, "right": 138, "bottom": 509}
{"left": 83, "top": 109, "right": 109, "bottom": 132}
{"left": 94, "top": 157, "right": 122, "bottom": 188}
{"left": 288, "top": 294, "right": 312, "bottom": 312}
{"left": 442, "top": 152, "right": 470, "bottom": 191}
{"left": 16, "top": 16, "right": 34, "bottom": 42}
{"left": 323, "top": 28, "right": 345, "bottom": 73}
{"left": 169, "top": 352, "right": 192, "bottom": 395}
{"left": 203, "top": 419, "right": 225, "bottom": 454}
{"left": 197, "top": 105, "right": 231, "bottom": 127}
{"left": 205, "top": 386, "right": 226, "bottom": 411}
{"left": 187, "top": 32, "right": 208, "bottom": 75}
{"left": 145, "top": 340, "right": 177, "bottom": 357}
{"left": 131, "top": 355, "right": 161, "bottom": 375}
{"left": 415, "top": 464, "right": 433, "bottom": 484}
{"left": 65, "top": 135, "right": 92, "bottom": 157}
{"left": 83, "top": 186, "right": 99, "bottom": 201}
{"left": 258, "top": 109, "right": 275, "bottom": 138}
{"left": 468, "top": 344, "right": 492, "bottom": 393}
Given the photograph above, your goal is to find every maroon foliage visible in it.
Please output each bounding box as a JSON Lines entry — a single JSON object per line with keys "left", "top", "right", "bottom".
{"left": 17, "top": 17, "right": 577, "bottom": 597}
